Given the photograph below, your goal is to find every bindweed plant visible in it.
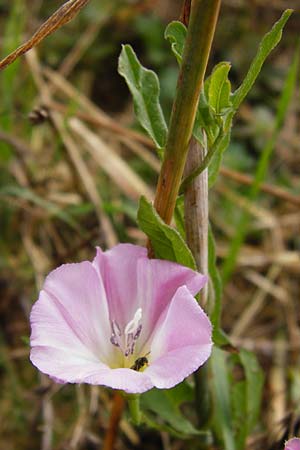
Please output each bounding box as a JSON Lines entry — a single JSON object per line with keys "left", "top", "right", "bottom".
{"left": 117, "top": 3, "right": 295, "bottom": 449}
{"left": 0, "top": 1, "right": 298, "bottom": 450}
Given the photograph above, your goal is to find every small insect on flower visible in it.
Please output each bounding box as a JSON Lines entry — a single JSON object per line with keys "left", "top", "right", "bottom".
{"left": 30, "top": 244, "right": 213, "bottom": 394}
{"left": 130, "top": 353, "right": 150, "bottom": 372}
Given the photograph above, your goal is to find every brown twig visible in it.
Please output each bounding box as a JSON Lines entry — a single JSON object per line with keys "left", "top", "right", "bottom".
{"left": 103, "top": 392, "right": 125, "bottom": 450}
{"left": 0, "top": 0, "right": 91, "bottom": 71}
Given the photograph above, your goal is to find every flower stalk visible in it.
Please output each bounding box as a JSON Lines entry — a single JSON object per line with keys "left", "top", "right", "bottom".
{"left": 126, "top": 394, "right": 142, "bottom": 426}
{"left": 153, "top": 0, "right": 221, "bottom": 225}
{"left": 179, "top": 0, "right": 221, "bottom": 428}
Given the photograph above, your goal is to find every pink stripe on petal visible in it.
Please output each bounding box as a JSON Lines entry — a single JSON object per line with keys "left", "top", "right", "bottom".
{"left": 285, "top": 439, "right": 300, "bottom": 450}
{"left": 93, "top": 244, "right": 147, "bottom": 328}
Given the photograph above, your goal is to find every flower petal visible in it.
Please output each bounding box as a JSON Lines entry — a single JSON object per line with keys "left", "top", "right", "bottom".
{"left": 93, "top": 244, "right": 147, "bottom": 328}
{"left": 30, "top": 261, "right": 112, "bottom": 364}
{"left": 136, "top": 258, "right": 207, "bottom": 346}
{"left": 285, "top": 439, "right": 300, "bottom": 450}
{"left": 145, "top": 286, "right": 212, "bottom": 389}
{"left": 93, "top": 244, "right": 207, "bottom": 336}
{"left": 30, "top": 346, "right": 153, "bottom": 393}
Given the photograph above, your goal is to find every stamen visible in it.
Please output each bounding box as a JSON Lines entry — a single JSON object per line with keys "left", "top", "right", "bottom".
{"left": 110, "top": 320, "right": 121, "bottom": 347}
{"left": 134, "top": 324, "right": 142, "bottom": 340}
{"left": 109, "top": 308, "right": 143, "bottom": 358}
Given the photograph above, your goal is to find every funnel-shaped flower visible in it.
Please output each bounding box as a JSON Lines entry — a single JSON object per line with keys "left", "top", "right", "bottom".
{"left": 30, "top": 244, "right": 212, "bottom": 393}
{"left": 285, "top": 439, "right": 300, "bottom": 450}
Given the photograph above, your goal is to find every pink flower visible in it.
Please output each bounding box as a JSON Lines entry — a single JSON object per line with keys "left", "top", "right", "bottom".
{"left": 285, "top": 439, "right": 300, "bottom": 450}
{"left": 30, "top": 244, "right": 212, "bottom": 394}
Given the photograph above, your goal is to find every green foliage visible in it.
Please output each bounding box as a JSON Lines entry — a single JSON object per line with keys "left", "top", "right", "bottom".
{"left": 231, "top": 9, "right": 293, "bottom": 109}
{"left": 165, "top": 11, "right": 292, "bottom": 187}
{"left": 211, "top": 348, "right": 236, "bottom": 450}
{"left": 221, "top": 45, "right": 299, "bottom": 284}
{"left": 231, "top": 350, "right": 264, "bottom": 450}
{"left": 0, "top": 185, "right": 80, "bottom": 231}
{"left": 174, "top": 195, "right": 186, "bottom": 239}
{"left": 141, "top": 383, "right": 210, "bottom": 438}
{"left": 208, "top": 62, "right": 232, "bottom": 116}
{"left": 137, "top": 196, "right": 196, "bottom": 269}
{"left": 0, "top": 0, "right": 26, "bottom": 161}
{"left": 208, "top": 225, "right": 224, "bottom": 345}
{"left": 164, "top": 21, "right": 186, "bottom": 64}
{"left": 211, "top": 348, "right": 264, "bottom": 450}
{"left": 118, "top": 44, "right": 167, "bottom": 155}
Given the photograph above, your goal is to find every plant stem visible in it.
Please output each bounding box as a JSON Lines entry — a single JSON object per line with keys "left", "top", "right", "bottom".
{"left": 179, "top": 0, "right": 221, "bottom": 429}
{"left": 127, "top": 395, "right": 142, "bottom": 426}
{"left": 184, "top": 137, "right": 209, "bottom": 304}
{"left": 184, "top": 139, "right": 212, "bottom": 427}
{"left": 180, "top": 130, "right": 223, "bottom": 194}
{"left": 103, "top": 392, "right": 125, "bottom": 450}
{"left": 153, "top": 0, "right": 221, "bottom": 225}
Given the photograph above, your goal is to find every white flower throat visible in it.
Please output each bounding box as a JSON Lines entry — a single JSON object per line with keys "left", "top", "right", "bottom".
{"left": 110, "top": 307, "right": 143, "bottom": 358}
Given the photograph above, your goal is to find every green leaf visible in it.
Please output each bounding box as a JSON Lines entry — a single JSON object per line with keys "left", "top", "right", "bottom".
{"left": 231, "top": 350, "right": 264, "bottom": 450}
{"left": 174, "top": 195, "right": 186, "bottom": 239}
{"left": 211, "top": 348, "right": 236, "bottom": 450}
{"left": 221, "top": 44, "right": 299, "bottom": 284}
{"left": 137, "top": 196, "right": 196, "bottom": 269}
{"left": 208, "top": 62, "right": 232, "bottom": 115}
{"left": 165, "top": 21, "right": 187, "bottom": 64}
{"left": 239, "top": 350, "right": 264, "bottom": 431}
{"left": 208, "top": 131, "right": 231, "bottom": 187}
{"left": 208, "top": 225, "right": 223, "bottom": 334}
{"left": 0, "top": 185, "right": 80, "bottom": 230}
{"left": 231, "top": 9, "right": 293, "bottom": 109}
{"left": 141, "top": 384, "right": 209, "bottom": 438}
{"left": 118, "top": 44, "right": 167, "bottom": 153}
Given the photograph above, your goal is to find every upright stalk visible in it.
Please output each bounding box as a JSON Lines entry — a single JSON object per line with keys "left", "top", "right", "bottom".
{"left": 153, "top": 0, "right": 221, "bottom": 225}
{"left": 179, "top": 1, "right": 221, "bottom": 428}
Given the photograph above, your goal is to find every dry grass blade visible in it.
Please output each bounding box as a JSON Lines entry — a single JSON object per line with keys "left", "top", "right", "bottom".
{"left": 52, "top": 112, "right": 118, "bottom": 248}
{"left": 220, "top": 167, "right": 300, "bottom": 207}
{"left": 25, "top": 49, "right": 117, "bottom": 249}
{"left": 69, "top": 118, "right": 154, "bottom": 201}
{"left": 0, "top": 0, "right": 91, "bottom": 71}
